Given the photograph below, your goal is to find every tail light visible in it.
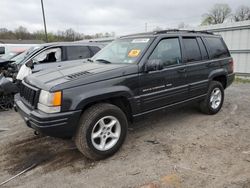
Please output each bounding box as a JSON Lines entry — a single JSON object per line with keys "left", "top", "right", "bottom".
{"left": 229, "top": 59, "right": 234, "bottom": 73}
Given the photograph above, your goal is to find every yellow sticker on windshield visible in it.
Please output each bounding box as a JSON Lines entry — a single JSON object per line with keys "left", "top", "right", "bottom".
{"left": 128, "top": 49, "right": 141, "bottom": 57}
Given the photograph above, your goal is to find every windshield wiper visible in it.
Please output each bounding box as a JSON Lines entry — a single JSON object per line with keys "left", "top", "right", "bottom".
{"left": 95, "top": 59, "right": 111, "bottom": 64}
{"left": 87, "top": 58, "right": 93, "bottom": 62}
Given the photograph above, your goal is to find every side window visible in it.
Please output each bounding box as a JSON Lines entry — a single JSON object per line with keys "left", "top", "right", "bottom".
{"left": 197, "top": 37, "right": 209, "bottom": 60}
{"left": 183, "top": 38, "right": 202, "bottom": 62}
{"left": 205, "top": 37, "right": 230, "bottom": 59}
{"left": 66, "top": 46, "right": 91, "bottom": 60}
{"left": 33, "top": 48, "right": 61, "bottom": 64}
{"left": 89, "top": 46, "right": 101, "bottom": 55}
{"left": 149, "top": 38, "right": 182, "bottom": 68}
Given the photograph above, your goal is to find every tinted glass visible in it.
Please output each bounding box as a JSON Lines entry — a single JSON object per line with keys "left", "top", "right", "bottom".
{"left": 205, "top": 37, "right": 230, "bottom": 59}
{"left": 197, "top": 37, "right": 209, "bottom": 60}
{"left": 183, "top": 38, "right": 202, "bottom": 62}
{"left": 90, "top": 46, "right": 101, "bottom": 54}
{"left": 149, "top": 38, "right": 182, "bottom": 67}
{"left": 67, "top": 46, "right": 91, "bottom": 60}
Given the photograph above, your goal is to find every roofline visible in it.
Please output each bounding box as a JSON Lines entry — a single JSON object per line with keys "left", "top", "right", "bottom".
{"left": 196, "top": 20, "right": 250, "bottom": 32}
{"left": 38, "top": 41, "right": 104, "bottom": 48}
{"left": 120, "top": 29, "right": 215, "bottom": 39}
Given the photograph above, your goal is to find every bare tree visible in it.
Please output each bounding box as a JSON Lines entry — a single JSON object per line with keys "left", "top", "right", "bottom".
{"left": 234, "top": 5, "right": 250, "bottom": 22}
{"left": 0, "top": 26, "right": 114, "bottom": 42}
{"left": 153, "top": 26, "right": 163, "bottom": 31}
{"left": 15, "top": 26, "right": 30, "bottom": 39}
{"left": 178, "top": 22, "right": 190, "bottom": 29}
{"left": 202, "top": 4, "right": 232, "bottom": 25}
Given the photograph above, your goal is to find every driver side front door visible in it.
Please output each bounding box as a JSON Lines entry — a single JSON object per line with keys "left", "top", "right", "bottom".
{"left": 139, "top": 37, "right": 188, "bottom": 113}
{"left": 32, "top": 47, "right": 62, "bottom": 73}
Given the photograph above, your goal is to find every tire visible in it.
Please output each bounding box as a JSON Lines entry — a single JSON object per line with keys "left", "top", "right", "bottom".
{"left": 200, "top": 81, "right": 224, "bottom": 115}
{"left": 75, "top": 103, "right": 128, "bottom": 160}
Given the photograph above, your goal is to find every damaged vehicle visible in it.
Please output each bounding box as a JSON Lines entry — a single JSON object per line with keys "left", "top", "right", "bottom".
{"left": 0, "top": 42, "right": 103, "bottom": 77}
{"left": 0, "top": 42, "right": 103, "bottom": 110}
{"left": 0, "top": 75, "right": 18, "bottom": 109}
{"left": 15, "top": 42, "right": 103, "bottom": 74}
{"left": 0, "top": 51, "right": 21, "bottom": 110}
{"left": 15, "top": 30, "right": 235, "bottom": 160}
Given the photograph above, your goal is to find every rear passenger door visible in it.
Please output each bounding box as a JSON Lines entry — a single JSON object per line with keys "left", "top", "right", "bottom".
{"left": 140, "top": 37, "right": 188, "bottom": 112}
{"left": 182, "top": 37, "right": 210, "bottom": 98}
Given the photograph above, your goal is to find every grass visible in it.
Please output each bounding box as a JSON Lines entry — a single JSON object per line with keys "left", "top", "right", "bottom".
{"left": 234, "top": 76, "right": 250, "bottom": 84}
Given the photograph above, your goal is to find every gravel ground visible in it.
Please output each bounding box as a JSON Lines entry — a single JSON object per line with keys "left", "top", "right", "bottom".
{"left": 0, "top": 83, "right": 250, "bottom": 188}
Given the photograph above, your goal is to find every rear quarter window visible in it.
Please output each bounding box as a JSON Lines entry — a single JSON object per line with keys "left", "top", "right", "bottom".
{"left": 204, "top": 37, "right": 230, "bottom": 59}
{"left": 66, "top": 46, "right": 91, "bottom": 60}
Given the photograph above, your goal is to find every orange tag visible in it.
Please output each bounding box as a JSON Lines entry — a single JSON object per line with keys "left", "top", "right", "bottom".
{"left": 128, "top": 49, "right": 141, "bottom": 57}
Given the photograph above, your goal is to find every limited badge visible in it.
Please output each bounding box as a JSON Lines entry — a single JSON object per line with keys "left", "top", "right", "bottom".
{"left": 128, "top": 49, "right": 141, "bottom": 57}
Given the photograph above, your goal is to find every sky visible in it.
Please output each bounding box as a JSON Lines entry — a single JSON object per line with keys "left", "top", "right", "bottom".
{"left": 0, "top": 0, "right": 250, "bottom": 36}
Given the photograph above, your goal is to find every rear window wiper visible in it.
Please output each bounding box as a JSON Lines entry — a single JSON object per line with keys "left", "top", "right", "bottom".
{"left": 95, "top": 59, "right": 111, "bottom": 64}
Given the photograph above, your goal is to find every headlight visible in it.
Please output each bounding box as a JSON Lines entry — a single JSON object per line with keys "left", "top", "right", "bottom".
{"left": 37, "top": 90, "right": 62, "bottom": 113}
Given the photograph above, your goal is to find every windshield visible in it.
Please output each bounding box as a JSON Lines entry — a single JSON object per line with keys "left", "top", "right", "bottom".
{"left": 1, "top": 52, "right": 18, "bottom": 60}
{"left": 92, "top": 37, "right": 153, "bottom": 64}
{"left": 12, "top": 46, "right": 41, "bottom": 64}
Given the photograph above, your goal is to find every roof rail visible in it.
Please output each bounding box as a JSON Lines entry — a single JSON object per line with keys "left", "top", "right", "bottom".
{"left": 120, "top": 31, "right": 155, "bottom": 38}
{"left": 154, "top": 29, "right": 214, "bottom": 35}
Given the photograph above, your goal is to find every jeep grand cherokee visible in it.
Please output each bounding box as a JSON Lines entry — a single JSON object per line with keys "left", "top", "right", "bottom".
{"left": 15, "top": 30, "right": 235, "bottom": 160}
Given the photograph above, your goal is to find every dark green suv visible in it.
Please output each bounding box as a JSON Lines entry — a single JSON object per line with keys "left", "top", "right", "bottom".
{"left": 15, "top": 30, "right": 235, "bottom": 160}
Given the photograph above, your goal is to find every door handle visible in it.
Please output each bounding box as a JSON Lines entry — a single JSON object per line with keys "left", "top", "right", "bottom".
{"left": 177, "top": 68, "right": 186, "bottom": 73}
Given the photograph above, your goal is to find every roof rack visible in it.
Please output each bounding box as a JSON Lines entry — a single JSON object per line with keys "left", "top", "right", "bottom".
{"left": 154, "top": 29, "right": 214, "bottom": 35}
{"left": 120, "top": 29, "right": 214, "bottom": 39}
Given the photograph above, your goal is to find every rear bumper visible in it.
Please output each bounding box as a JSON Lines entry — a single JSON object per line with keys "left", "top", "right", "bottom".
{"left": 227, "top": 73, "right": 235, "bottom": 88}
{"left": 14, "top": 94, "right": 81, "bottom": 138}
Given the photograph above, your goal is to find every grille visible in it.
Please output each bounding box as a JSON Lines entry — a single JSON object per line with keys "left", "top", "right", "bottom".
{"left": 19, "top": 83, "right": 39, "bottom": 107}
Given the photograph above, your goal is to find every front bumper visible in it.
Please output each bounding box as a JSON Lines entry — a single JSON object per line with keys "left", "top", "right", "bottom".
{"left": 14, "top": 94, "right": 82, "bottom": 138}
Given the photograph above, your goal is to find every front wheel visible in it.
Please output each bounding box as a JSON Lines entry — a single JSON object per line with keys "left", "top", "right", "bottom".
{"left": 75, "top": 103, "right": 128, "bottom": 160}
{"left": 200, "top": 81, "right": 224, "bottom": 115}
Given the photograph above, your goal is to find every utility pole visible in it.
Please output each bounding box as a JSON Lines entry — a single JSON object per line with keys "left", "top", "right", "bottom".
{"left": 145, "top": 22, "right": 148, "bottom": 32}
{"left": 41, "top": 0, "right": 48, "bottom": 42}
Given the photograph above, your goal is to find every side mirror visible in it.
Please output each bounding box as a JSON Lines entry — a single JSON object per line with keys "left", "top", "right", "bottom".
{"left": 145, "top": 59, "right": 163, "bottom": 72}
{"left": 26, "top": 60, "right": 34, "bottom": 69}
{"left": 0, "top": 46, "right": 5, "bottom": 55}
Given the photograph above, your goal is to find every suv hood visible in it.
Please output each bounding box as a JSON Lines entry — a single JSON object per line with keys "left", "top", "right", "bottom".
{"left": 25, "top": 62, "right": 135, "bottom": 91}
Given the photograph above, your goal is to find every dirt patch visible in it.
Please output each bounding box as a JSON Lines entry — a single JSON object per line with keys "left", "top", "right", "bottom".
{"left": 0, "top": 134, "right": 94, "bottom": 176}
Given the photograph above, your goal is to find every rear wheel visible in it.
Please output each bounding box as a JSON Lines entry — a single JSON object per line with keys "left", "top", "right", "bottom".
{"left": 200, "top": 81, "right": 224, "bottom": 115}
{"left": 75, "top": 103, "right": 128, "bottom": 160}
